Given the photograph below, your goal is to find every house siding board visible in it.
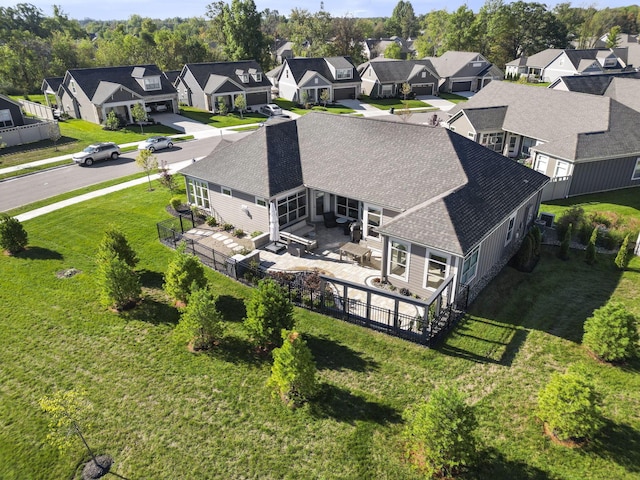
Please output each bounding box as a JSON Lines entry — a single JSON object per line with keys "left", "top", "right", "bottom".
{"left": 183, "top": 70, "right": 207, "bottom": 110}
{"left": 569, "top": 157, "right": 640, "bottom": 196}
{"left": 448, "top": 113, "right": 474, "bottom": 136}
{"left": 207, "top": 189, "right": 269, "bottom": 234}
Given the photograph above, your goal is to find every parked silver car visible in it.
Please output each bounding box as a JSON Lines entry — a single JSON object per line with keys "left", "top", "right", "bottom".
{"left": 72, "top": 142, "right": 120, "bottom": 166}
{"left": 260, "top": 104, "right": 283, "bottom": 116}
{"left": 137, "top": 136, "right": 174, "bottom": 152}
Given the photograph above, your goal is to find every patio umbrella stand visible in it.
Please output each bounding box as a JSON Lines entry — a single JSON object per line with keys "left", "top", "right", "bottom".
{"left": 265, "top": 202, "right": 286, "bottom": 254}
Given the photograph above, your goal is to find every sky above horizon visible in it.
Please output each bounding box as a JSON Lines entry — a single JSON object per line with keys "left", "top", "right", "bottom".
{"left": 0, "top": 0, "right": 632, "bottom": 20}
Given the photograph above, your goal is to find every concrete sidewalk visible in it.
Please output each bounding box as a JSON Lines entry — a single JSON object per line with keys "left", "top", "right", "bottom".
{"left": 15, "top": 158, "right": 197, "bottom": 222}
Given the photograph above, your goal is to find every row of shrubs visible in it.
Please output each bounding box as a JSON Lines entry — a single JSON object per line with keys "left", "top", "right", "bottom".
{"left": 555, "top": 206, "right": 639, "bottom": 250}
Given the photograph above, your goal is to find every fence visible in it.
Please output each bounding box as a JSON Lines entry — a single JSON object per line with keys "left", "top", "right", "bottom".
{"left": 0, "top": 120, "right": 59, "bottom": 147}
{"left": 19, "top": 99, "right": 55, "bottom": 121}
{"left": 157, "top": 216, "right": 467, "bottom": 347}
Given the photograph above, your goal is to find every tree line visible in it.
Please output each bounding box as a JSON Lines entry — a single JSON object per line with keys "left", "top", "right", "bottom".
{"left": 1, "top": 0, "right": 639, "bottom": 95}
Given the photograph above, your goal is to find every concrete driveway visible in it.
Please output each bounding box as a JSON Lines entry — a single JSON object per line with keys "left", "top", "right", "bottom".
{"left": 152, "top": 112, "right": 221, "bottom": 139}
{"left": 335, "top": 99, "right": 388, "bottom": 117}
{"left": 416, "top": 95, "right": 457, "bottom": 112}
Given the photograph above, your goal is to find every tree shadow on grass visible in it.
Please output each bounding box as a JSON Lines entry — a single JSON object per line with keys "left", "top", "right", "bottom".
{"left": 585, "top": 419, "right": 640, "bottom": 473}
{"left": 306, "top": 334, "right": 379, "bottom": 372}
{"left": 121, "top": 297, "right": 180, "bottom": 325}
{"left": 206, "top": 335, "right": 270, "bottom": 366}
{"left": 309, "top": 383, "right": 401, "bottom": 425}
{"left": 16, "top": 246, "right": 63, "bottom": 260}
{"left": 216, "top": 295, "right": 246, "bottom": 322}
{"left": 139, "top": 269, "right": 165, "bottom": 289}
{"left": 473, "top": 447, "right": 551, "bottom": 480}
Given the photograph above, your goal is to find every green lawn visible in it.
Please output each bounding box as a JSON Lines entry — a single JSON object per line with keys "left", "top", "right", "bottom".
{"left": 273, "top": 98, "right": 355, "bottom": 116}
{"left": 359, "top": 96, "right": 431, "bottom": 110}
{"left": 541, "top": 187, "right": 640, "bottom": 220}
{"left": 179, "top": 106, "right": 266, "bottom": 127}
{"left": 0, "top": 116, "right": 182, "bottom": 169}
{"left": 1, "top": 185, "right": 639, "bottom": 479}
{"left": 439, "top": 93, "right": 470, "bottom": 103}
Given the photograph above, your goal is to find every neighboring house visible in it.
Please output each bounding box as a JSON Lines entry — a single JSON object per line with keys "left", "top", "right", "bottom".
{"left": 549, "top": 71, "right": 640, "bottom": 94}
{"left": 273, "top": 39, "right": 294, "bottom": 64}
{"left": 358, "top": 59, "right": 440, "bottom": 97}
{"left": 41, "top": 76, "right": 63, "bottom": 108}
{"left": 55, "top": 65, "right": 178, "bottom": 125}
{"left": 423, "top": 51, "right": 503, "bottom": 93}
{"left": 175, "top": 61, "right": 272, "bottom": 113}
{"left": 275, "top": 57, "right": 362, "bottom": 103}
{"left": 446, "top": 81, "right": 640, "bottom": 200}
{"left": 362, "top": 37, "right": 414, "bottom": 60}
{"left": 0, "top": 95, "right": 26, "bottom": 128}
{"left": 593, "top": 33, "right": 640, "bottom": 69}
{"left": 163, "top": 70, "right": 180, "bottom": 87}
{"left": 505, "top": 48, "right": 629, "bottom": 83}
{"left": 180, "top": 112, "right": 548, "bottom": 303}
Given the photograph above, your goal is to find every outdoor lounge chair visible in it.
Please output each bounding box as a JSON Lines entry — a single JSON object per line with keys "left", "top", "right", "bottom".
{"left": 323, "top": 211, "right": 337, "bottom": 228}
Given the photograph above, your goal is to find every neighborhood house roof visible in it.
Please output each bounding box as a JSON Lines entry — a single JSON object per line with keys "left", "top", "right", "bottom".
{"left": 449, "top": 81, "right": 640, "bottom": 162}
{"left": 66, "top": 65, "right": 176, "bottom": 101}
{"left": 603, "top": 77, "right": 640, "bottom": 113}
{"left": 359, "top": 59, "right": 438, "bottom": 83}
{"left": 181, "top": 112, "right": 548, "bottom": 255}
{"left": 423, "top": 51, "right": 490, "bottom": 78}
{"left": 181, "top": 61, "right": 272, "bottom": 90}
{"left": 283, "top": 57, "right": 361, "bottom": 84}
{"left": 551, "top": 71, "right": 640, "bottom": 95}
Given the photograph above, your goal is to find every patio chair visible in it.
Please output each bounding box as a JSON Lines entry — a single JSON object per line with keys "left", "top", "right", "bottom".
{"left": 323, "top": 211, "right": 338, "bottom": 228}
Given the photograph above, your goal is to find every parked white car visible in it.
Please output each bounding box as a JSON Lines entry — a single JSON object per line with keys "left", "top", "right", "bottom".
{"left": 72, "top": 142, "right": 120, "bottom": 166}
{"left": 260, "top": 104, "right": 283, "bottom": 116}
{"left": 137, "top": 136, "right": 174, "bottom": 152}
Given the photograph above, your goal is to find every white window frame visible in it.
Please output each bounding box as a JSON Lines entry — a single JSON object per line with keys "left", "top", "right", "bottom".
{"left": 277, "top": 189, "right": 307, "bottom": 227}
{"left": 0, "top": 109, "right": 13, "bottom": 128}
{"left": 255, "top": 197, "right": 267, "bottom": 207}
{"left": 336, "top": 68, "right": 352, "bottom": 80}
{"left": 363, "top": 204, "right": 382, "bottom": 239}
{"left": 535, "top": 155, "right": 548, "bottom": 174}
{"left": 554, "top": 160, "right": 569, "bottom": 178}
{"left": 632, "top": 158, "right": 640, "bottom": 180}
{"left": 336, "top": 195, "right": 359, "bottom": 219}
{"left": 467, "top": 132, "right": 475, "bottom": 139}
{"left": 187, "top": 178, "right": 210, "bottom": 209}
{"left": 459, "top": 246, "right": 480, "bottom": 285}
{"left": 424, "top": 251, "right": 449, "bottom": 290}
{"left": 388, "top": 239, "right": 410, "bottom": 281}
{"left": 421, "top": 71, "right": 426, "bottom": 78}
{"left": 143, "top": 76, "right": 162, "bottom": 91}
{"left": 221, "top": 186, "right": 232, "bottom": 197}
{"left": 253, "top": 73, "right": 262, "bottom": 82}
{"left": 505, "top": 213, "right": 517, "bottom": 245}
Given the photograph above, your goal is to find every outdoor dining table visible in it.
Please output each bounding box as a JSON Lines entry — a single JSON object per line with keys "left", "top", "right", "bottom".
{"left": 339, "top": 242, "right": 372, "bottom": 266}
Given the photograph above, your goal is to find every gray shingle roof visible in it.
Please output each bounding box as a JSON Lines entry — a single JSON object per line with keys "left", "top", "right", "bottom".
{"left": 66, "top": 65, "right": 176, "bottom": 100}
{"left": 521, "top": 49, "right": 563, "bottom": 68}
{"left": 283, "top": 57, "right": 361, "bottom": 84}
{"left": 553, "top": 71, "right": 640, "bottom": 95}
{"left": 448, "top": 82, "right": 613, "bottom": 146}
{"left": 180, "top": 119, "right": 303, "bottom": 199}
{"left": 423, "top": 51, "right": 482, "bottom": 77}
{"left": 180, "top": 61, "right": 272, "bottom": 90}
{"left": 359, "top": 59, "right": 439, "bottom": 83}
{"left": 462, "top": 106, "right": 507, "bottom": 131}
{"left": 183, "top": 112, "right": 547, "bottom": 255}
{"left": 603, "top": 77, "right": 640, "bottom": 112}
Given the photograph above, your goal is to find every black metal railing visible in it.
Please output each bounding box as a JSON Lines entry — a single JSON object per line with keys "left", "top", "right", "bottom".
{"left": 157, "top": 219, "right": 467, "bottom": 346}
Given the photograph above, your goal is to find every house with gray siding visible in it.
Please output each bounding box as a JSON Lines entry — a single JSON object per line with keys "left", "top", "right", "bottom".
{"left": 423, "top": 51, "right": 503, "bottom": 93}
{"left": 180, "top": 113, "right": 548, "bottom": 303}
{"left": 175, "top": 61, "right": 272, "bottom": 113}
{"left": 358, "top": 59, "right": 439, "bottom": 97}
{"left": 56, "top": 65, "right": 178, "bottom": 125}
{"left": 446, "top": 81, "right": 640, "bottom": 200}
{"left": 274, "top": 57, "right": 361, "bottom": 103}
{"left": 505, "top": 48, "right": 629, "bottom": 83}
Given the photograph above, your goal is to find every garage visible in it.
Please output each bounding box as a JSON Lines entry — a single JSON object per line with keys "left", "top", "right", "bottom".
{"left": 412, "top": 84, "right": 433, "bottom": 95}
{"left": 246, "top": 91, "right": 269, "bottom": 106}
{"left": 451, "top": 81, "right": 472, "bottom": 92}
{"left": 333, "top": 87, "right": 356, "bottom": 101}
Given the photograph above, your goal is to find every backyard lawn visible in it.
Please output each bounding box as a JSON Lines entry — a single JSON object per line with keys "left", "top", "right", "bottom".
{"left": 0, "top": 184, "right": 639, "bottom": 479}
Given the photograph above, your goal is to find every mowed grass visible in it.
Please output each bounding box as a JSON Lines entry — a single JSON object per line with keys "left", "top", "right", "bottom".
{"left": 1, "top": 184, "right": 639, "bottom": 479}
{"left": 360, "top": 96, "right": 431, "bottom": 110}
{"left": 273, "top": 98, "right": 355, "bottom": 116}
{"left": 179, "top": 106, "right": 266, "bottom": 127}
{"left": 0, "top": 116, "right": 181, "bottom": 168}
{"left": 542, "top": 186, "right": 640, "bottom": 222}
